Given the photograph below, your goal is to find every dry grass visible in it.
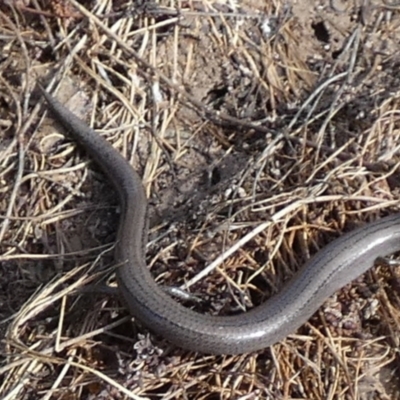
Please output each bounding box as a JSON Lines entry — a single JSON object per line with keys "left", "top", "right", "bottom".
{"left": 1, "top": 0, "right": 400, "bottom": 399}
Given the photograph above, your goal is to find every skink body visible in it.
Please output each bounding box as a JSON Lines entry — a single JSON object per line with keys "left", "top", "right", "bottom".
{"left": 39, "top": 86, "right": 400, "bottom": 354}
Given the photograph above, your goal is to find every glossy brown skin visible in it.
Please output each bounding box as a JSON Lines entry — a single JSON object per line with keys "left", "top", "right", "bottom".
{"left": 39, "top": 85, "right": 400, "bottom": 354}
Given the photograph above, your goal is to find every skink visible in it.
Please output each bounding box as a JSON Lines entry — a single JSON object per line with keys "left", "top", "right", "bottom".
{"left": 39, "top": 85, "right": 400, "bottom": 354}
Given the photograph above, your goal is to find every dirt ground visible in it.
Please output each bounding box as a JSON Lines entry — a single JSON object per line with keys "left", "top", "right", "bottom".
{"left": 1, "top": 0, "right": 400, "bottom": 399}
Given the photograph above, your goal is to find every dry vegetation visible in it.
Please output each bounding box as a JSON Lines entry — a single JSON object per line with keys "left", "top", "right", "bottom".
{"left": 1, "top": 0, "right": 400, "bottom": 399}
